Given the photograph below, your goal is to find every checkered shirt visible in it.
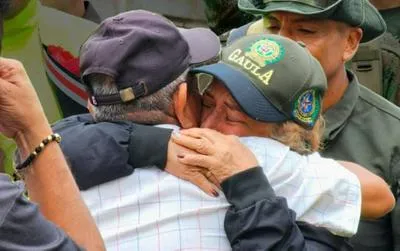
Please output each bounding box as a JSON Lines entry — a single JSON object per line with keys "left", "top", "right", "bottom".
{"left": 82, "top": 125, "right": 361, "bottom": 251}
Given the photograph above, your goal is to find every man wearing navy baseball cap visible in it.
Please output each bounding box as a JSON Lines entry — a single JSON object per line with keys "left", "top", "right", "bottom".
{"left": 80, "top": 9, "right": 220, "bottom": 108}
{"left": 54, "top": 9, "right": 221, "bottom": 187}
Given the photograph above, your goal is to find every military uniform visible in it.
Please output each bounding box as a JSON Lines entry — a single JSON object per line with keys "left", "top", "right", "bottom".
{"left": 378, "top": 7, "right": 400, "bottom": 107}
{"left": 321, "top": 71, "right": 400, "bottom": 250}
{"left": 379, "top": 7, "right": 400, "bottom": 41}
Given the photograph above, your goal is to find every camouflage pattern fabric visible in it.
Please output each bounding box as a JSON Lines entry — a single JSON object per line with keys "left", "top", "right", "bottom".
{"left": 202, "top": 0, "right": 254, "bottom": 35}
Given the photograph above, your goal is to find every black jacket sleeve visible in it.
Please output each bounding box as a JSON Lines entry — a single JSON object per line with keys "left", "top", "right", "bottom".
{"left": 53, "top": 114, "right": 172, "bottom": 190}
{"left": 222, "top": 167, "right": 353, "bottom": 251}
{"left": 128, "top": 124, "right": 172, "bottom": 171}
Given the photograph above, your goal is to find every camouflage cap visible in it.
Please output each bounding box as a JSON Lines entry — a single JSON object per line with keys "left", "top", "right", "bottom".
{"left": 238, "top": 0, "right": 387, "bottom": 43}
{"left": 191, "top": 34, "right": 327, "bottom": 129}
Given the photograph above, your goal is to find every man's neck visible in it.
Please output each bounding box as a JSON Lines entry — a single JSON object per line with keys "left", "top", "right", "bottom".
{"left": 322, "top": 67, "right": 349, "bottom": 112}
{"left": 126, "top": 111, "right": 180, "bottom": 126}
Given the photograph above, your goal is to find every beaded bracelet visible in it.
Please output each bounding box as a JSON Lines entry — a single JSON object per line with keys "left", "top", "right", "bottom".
{"left": 15, "top": 133, "right": 62, "bottom": 171}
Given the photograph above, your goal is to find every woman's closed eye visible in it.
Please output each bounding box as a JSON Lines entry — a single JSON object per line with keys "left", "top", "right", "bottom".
{"left": 298, "top": 28, "right": 316, "bottom": 34}
{"left": 202, "top": 99, "right": 215, "bottom": 109}
{"left": 226, "top": 111, "right": 246, "bottom": 124}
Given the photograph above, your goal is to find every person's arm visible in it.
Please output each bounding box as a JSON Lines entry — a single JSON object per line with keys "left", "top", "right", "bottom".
{"left": 130, "top": 127, "right": 219, "bottom": 196}
{"left": 52, "top": 116, "right": 173, "bottom": 190}
{"left": 339, "top": 161, "right": 395, "bottom": 219}
{"left": 0, "top": 175, "right": 83, "bottom": 250}
{"left": 223, "top": 167, "right": 352, "bottom": 250}
{"left": 132, "top": 127, "right": 395, "bottom": 219}
{"left": 170, "top": 128, "right": 352, "bottom": 250}
{"left": 16, "top": 126, "right": 104, "bottom": 251}
{"left": 0, "top": 58, "right": 104, "bottom": 250}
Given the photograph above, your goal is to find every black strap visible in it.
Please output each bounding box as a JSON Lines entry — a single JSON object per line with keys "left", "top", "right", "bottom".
{"left": 91, "top": 83, "right": 146, "bottom": 106}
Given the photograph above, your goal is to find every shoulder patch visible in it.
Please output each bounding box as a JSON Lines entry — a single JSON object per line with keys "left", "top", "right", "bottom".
{"left": 292, "top": 89, "right": 321, "bottom": 128}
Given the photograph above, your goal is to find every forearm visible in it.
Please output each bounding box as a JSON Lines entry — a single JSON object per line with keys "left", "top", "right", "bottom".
{"left": 52, "top": 115, "right": 173, "bottom": 189}
{"left": 16, "top": 121, "right": 104, "bottom": 251}
{"left": 222, "top": 167, "right": 351, "bottom": 250}
{"left": 339, "top": 161, "right": 395, "bottom": 218}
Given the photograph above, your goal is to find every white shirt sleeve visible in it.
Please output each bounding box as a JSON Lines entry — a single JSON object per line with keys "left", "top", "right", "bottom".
{"left": 240, "top": 137, "right": 361, "bottom": 237}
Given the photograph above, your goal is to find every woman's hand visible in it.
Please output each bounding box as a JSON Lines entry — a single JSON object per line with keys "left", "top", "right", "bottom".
{"left": 165, "top": 138, "right": 220, "bottom": 197}
{"left": 171, "top": 128, "right": 259, "bottom": 183}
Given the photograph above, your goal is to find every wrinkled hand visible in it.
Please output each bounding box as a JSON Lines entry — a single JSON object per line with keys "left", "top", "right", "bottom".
{"left": 0, "top": 58, "right": 49, "bottom": 139}
{"left": 166, "top": 137, "right": 220, "bottom": 197}
{"left": 0, "top": 58, "right": 51, "bottom": 157}
{"left": 171, "top": 128, "right": 259, "bottom": 183}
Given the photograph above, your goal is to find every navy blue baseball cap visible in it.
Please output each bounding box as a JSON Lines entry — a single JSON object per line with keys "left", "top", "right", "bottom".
{"left": 80, "top": 10, "right": 221, "bottom": 106}
{"left": 192, "top": 34, "right": 327, "bottom": 129}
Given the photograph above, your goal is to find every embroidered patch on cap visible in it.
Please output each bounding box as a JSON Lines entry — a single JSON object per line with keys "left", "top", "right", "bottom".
{"left": 292, "top": 89, "right": 321, "bottom": 127}
{"left": 245, "top": 38, "right": 285, "bottom": 67}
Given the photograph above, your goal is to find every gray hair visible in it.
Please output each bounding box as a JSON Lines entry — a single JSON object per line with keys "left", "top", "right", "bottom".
{"left": 270, "top": 115, "right": 325, "bottom": 155}
{"left": 89, "top": 69, "right": 190, "bottom": 124}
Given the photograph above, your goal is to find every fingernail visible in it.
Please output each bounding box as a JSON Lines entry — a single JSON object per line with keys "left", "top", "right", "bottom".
{"left": 212, "top": 190, "right": 219, "bottom": 197}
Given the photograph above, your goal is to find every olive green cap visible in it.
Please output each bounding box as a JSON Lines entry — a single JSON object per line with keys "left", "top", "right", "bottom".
{"left": 238, "top": 0, "right": 387, "bottom": 43}
{"left": 191, "top": 34, "right": 327, "bottom": 129}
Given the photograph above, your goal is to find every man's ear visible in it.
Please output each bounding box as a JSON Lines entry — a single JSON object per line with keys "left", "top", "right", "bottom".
{"left": 87, "top": 99, "right": 94, "bottom": 114}
{"left": 173, "top": 82, "right": 200, "bottom": 128}
{"left": 343, "top": 27, "right": 363, "bottom": 62}
{"left": 173, "top": 82, "right": 191, "bottom": 128}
